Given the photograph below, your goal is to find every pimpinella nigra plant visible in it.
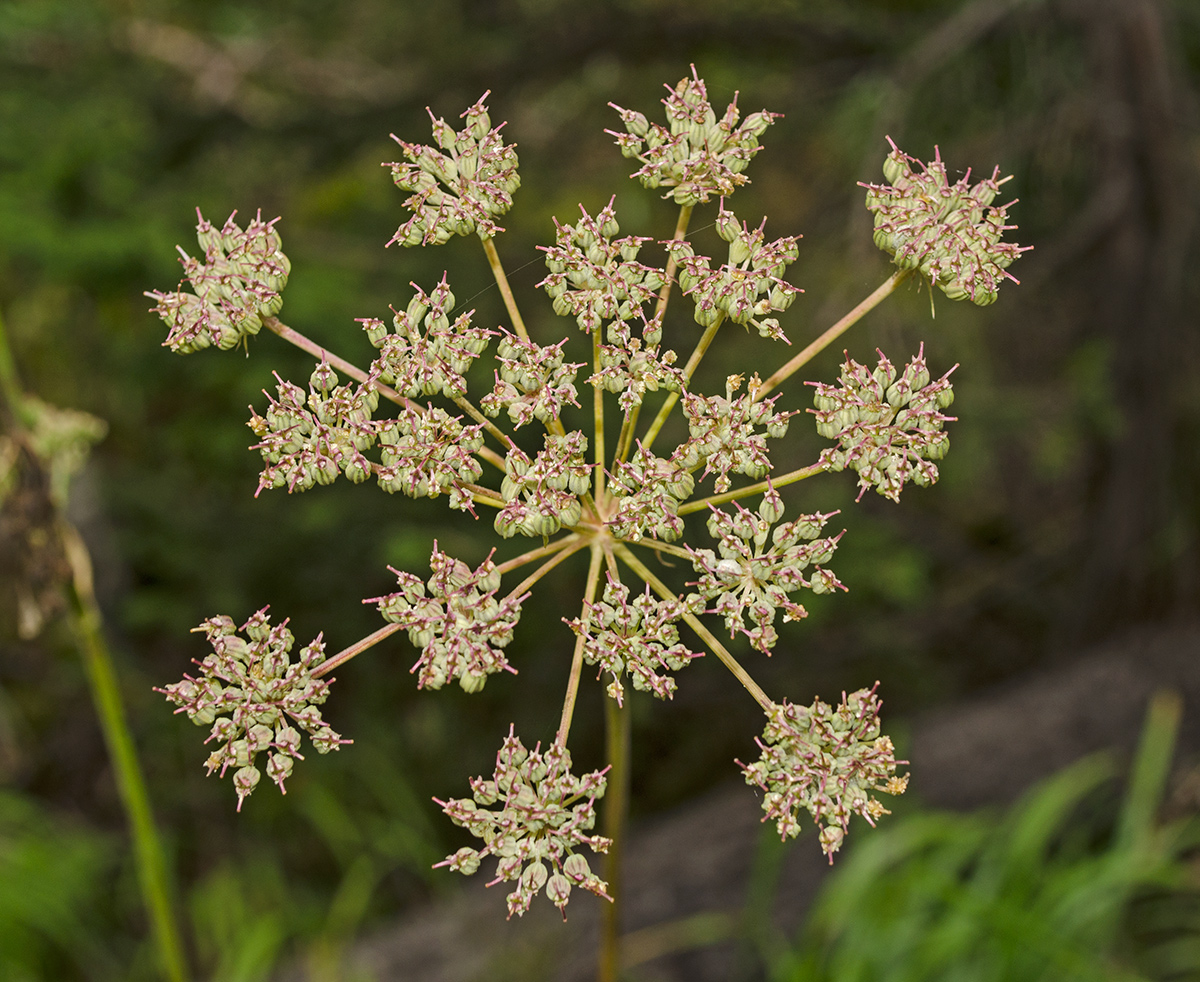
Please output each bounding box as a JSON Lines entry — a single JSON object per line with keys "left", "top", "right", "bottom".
{"left": 147, "top": 67, "right": 1026, "bottom": 970}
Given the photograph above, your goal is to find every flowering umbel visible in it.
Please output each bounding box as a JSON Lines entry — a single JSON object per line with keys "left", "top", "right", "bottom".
{"left": 435, "top": 727, "right": 612, "bottom": 918}
{"left": 156, "top": 609, "right": 349, "bottom": 810}
{"left": 608, "top": 65, "right": 778, "bottom": 205}
{"left": 386, "top": 92, "right": 520, "bottom": 245}
{"left": 147, "top": 209, "right": 290, "bottom": 354}
{"left": 739, "top": 685, "right": 908, "bottom": 860}
{"left": 863, "top": 138, "right": 1029, "bottom": 305}
{"left": 149, "top": 70, "right": 1028, "bottom": 917}
{"left": 810, "top": 345, "right": 955, "bottom": 502}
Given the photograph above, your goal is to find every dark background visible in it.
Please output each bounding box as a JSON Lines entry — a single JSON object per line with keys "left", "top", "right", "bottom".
{"left": 1, "top": 0, "right": 1198, "bottom": 976}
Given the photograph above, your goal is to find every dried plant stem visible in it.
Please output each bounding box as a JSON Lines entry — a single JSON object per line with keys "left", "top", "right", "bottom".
{"left": 62, "top": 526, "right": 190, "bottom": 982}
{"left": 614, "top": 543, "right": 773, "bottom": 713}
{"left": 678, "top": 461, "right": 826, "bottom": 515}
{"left": 261, "top": 316, "right": 507, "bottom": 472}
{"left": 598, "top": 691, "right": 631, "bottom": 982}
{"left": 482, "top": 237, "right": 530, "bottom": 342}
{"left": 313, "top": 622, "right": 406, "bottom": 679}
{"left": 754, "top": 269, "right": 912, "bottom": 402}
{"left": 556, "top": 544, "right": 604, "bottom": 747}
{"left": 641, "top": 312, "right": 725, "bottom": 453}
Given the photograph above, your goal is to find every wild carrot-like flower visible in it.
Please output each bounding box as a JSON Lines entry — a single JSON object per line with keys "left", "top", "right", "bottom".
{"left": 739, "top": 685, "right": 908, "bottom": 860}
{"left": 386, "top": 93, "right": 520, "bottom": 245}
{"left": 863, "top": 138, "right": 1029, "bottom": 305}
{"left": 608, "top": 66, "right": 779, "bottom": 205}
{"left": 156, "top": 609, "right": 349, "bottom": 810}
{"left": 435, "top": 726, "right": 612, "bottom": 918}
{"left": 150, "top": 70, "right": 1027, "bottom": 916}
{"left": 810, "top": 345, "right": 955, "bottom": 502}
{"left": 148, "top": 209, "right": 290, "bottom": 354}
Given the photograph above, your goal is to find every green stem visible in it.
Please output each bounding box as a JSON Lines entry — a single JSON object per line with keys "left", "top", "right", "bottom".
{"left": 555, "top": 544, "right": 604, "bottom": 747}
{"left": 261, "top": 316, "right": 506, "bottom": 472}
{"left": 62, "top": 527, "right": 191, "bottom": 982}
{"left": 678, "top": 462, "right": 825, "bottom": 516}
{"left": 461, "top": 484, "right": 506, "bottom": 510}
{"left": 612, "top": 204, "right": 692, "bottom": 465}
{"left": 494, "top": 533, "right": 583, "bottom": 577}
{"left": 754, "top": 269, "right": 911, "bottom": 402}
{"left": 593, "top": 329, "right": 606, "bottom": 505}
{"left": 613, "top": 404, "right": 640, "bottom": 467}
{"left": 613, "top": 543, "right": 772, "bottom": 712}
{"left": 482, "top": 237, "right": 530, "bottom": 342}
{"left": 626, "top": 537, "right": 693, "bottom": 563}
{"left": 502, "top": 535, "right": 589, "bottom": 605}
{"left": 641, "top": 313, "right": 724, "bottom": 454}
{"left": 598, "top": 689, "right": 632, "bottom": 982}
{"left": 653, "top": 203, "right": 694, "bottom": 325}
{"left": 452, "top": 395, "right": 517, "bottom": 454}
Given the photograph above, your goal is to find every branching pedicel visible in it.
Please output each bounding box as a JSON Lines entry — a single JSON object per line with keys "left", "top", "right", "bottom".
{"left": 150, "top": 67, "right": 1025, "bottom": 918}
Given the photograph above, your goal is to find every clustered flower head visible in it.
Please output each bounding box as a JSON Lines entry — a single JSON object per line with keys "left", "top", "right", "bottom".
{"left": 739, "top": 685, "right": 909, "bottom": 860}
{"left": 667, "top": 201, "right": 801, "bottom": 334}
{"left": 688, "top": 490, "right": 844, "bottom": 653}
{"left": 591, "top": 315, "right": 685, "bottom": 416}
{"left": 246, "top": 361, "right": 484, "bottom": 511}
{"left": 157, "top": 609, "right": 349, "bottom": 810}
{"left": 495, "top": 431, "right": 592, "bottom": 538}
{"left": 810, "top": 345, "right": 955, "bottom": 502}
{"left": 369, "top": 544, "right": 524, "bottom": 692}
{"left": 569, "top": 575, "right": 702, "bottom": 704}
{"left": 678, "top": 373, "right": 795, "bottom": 493}
{"left": 481, "top": 331, "right": 583, "bottom": 429}
{"left": 364, "top": 274, "right": 492, "bottom": 399}
{"left": 386, "top": 92, "right": 520, "bottom": 245}
{"left": 537, "top": 198, "right": 666, "bottom": 335}
{"left": 863, "top": 138, "right": 1029, "bottom": 305}
{"left": 148, "top": 209, "right": 290, "bottom": 354}
{"left": 435, "top": 726, "right": 612, "bottom": 919}
{"left": 247, "top": 363, "right": 381, "bottom": 495}
{"left": 608, "top": 65, "right": 779, "bottom": 205}
{"left": 607, "top": 443, "right": 694, "bottom": 543}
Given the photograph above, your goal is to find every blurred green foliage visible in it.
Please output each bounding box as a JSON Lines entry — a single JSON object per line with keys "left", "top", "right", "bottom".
{"left": 2, "top": 0, "right": 1198, "bottom": 976}
{"left": 772, "top": 694, "right": 1200, "bottom": 982}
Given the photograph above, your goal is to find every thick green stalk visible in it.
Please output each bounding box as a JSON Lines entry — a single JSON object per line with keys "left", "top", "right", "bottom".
{"left": 598, "top": 691, "right": 632, "bottom": 982}
{"left": 62, "top": 527, "right": 190, "bottom": 982}
{"left": 754, "top": 269, "right": 911, "bottom": 402}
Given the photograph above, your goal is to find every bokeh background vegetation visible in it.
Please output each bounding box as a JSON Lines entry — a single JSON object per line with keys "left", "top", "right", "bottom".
{"left": 1, "top": 0, "right": 1198, "bottom": 977}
